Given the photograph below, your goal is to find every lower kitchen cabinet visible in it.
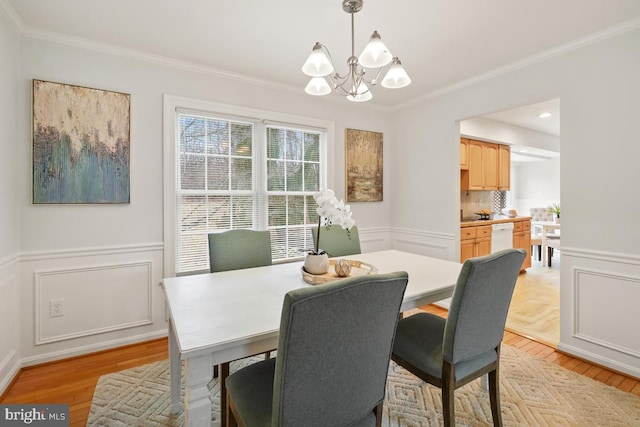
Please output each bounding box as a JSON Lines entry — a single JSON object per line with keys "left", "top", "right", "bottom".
{"left": 460, "top": 225, "right": 492, "bottom": 263}
{"left": 512, "top": 219, "right": 532, "bottom": 271}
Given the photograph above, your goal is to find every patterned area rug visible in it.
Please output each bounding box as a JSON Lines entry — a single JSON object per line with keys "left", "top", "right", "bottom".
{"left": 88, "top": 345, "right": 640, "bottom": 426}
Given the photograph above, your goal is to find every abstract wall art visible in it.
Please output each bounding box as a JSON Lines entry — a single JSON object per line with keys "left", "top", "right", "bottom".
{"left": 345, "top": 128, "right": 383, "bottom": 202}
{"left": 32, "top": 80, "right": 131, "bottom": 204}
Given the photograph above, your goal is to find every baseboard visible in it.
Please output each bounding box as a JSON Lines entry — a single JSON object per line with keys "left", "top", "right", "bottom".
{"left": 19, "top": 330, "right": 168, "bottom": 368}
{"left": 557, "top": 342, "right": 639, "bottom": 379}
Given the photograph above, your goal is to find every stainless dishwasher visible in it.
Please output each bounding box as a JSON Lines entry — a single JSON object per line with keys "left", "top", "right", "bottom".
{"left": 491, "top": 222, "right": 514, "bottom": 252}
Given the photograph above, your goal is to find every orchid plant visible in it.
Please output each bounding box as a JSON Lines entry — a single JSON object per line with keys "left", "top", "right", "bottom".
{"left": 309, "top": 188, "right": 355, "bottom": 255}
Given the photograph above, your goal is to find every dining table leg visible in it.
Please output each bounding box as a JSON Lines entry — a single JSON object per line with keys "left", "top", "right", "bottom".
{"left": 185, "top": 354, "right": 214, "bottom": 427}
{"left": 169, "top": 319, "right": 181, "bottom": 414}
{"left": 221, "top": 362, "right": 230, "bottom": 427}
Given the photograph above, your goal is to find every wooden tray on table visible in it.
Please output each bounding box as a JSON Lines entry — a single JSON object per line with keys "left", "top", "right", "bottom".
{"left": 301, "top": 259, "right": 378, "bottom": 285}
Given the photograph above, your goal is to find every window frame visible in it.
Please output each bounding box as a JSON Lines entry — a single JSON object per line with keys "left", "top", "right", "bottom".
{"left": 163, "top": 95, "right": 335, "bottom": 278}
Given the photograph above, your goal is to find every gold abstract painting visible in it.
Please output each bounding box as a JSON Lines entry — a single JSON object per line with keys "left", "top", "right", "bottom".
{"left": 32, "top": 80, "right": 130, "bottom": 204}
{"left": 345, "top": 128, "right": 383, "bottom": 202}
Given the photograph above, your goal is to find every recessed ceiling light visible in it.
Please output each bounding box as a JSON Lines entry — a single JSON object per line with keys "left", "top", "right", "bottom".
{"left": 537, "top": 112, "right": 552, "bottom": 119}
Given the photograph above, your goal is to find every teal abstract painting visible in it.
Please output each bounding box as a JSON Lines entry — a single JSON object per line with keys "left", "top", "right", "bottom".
{"left": 32, "top": 80, "right": 130, "bottom": 204}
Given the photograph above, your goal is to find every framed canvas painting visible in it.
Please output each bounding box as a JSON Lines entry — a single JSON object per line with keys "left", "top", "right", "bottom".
{"left": 345, "top": 128, "right": 383, "bottom": 202}
{"left": 32, "top": 80, "right": 131, "bottom": 204}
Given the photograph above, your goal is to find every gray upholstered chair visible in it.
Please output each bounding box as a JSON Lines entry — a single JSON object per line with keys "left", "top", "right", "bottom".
{"left": 226, "top": 271, "right": 409, "bottom": 427}
{"left": 208, "top": 229, "right": 272, "bottom": 273}
{"left": 311, "top": 224, "right": 361, "bottom": 257}
{"left": 208, "top": 229, "right": 273, "bottom": 378}
{"left": 391, "top": 249, "right": 526, "bottom": 427}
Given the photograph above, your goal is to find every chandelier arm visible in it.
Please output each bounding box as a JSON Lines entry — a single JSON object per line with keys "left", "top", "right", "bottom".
{"left": 368, "top": 64, "right": 388, "bottom": 86}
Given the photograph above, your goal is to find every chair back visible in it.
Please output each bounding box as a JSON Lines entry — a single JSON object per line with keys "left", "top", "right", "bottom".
{"left": 311, "top": 225, "right": 361, "bottom": 257}
{"left": 208, "top": 229, "right": 272, "bottom": 272}
{"left": 529, "top": 207, "right": 554, "bottom": 222}
{"left": 443, "top": 249, "right": 525, "bottom": 364}
{"left": 272, "top": 272, "right": 408, "bottom": 427}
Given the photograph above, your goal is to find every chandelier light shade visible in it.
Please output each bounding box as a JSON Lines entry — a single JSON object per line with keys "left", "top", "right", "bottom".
{"left": 301, "top": 43, "right": 334, "bottom": 77}
{"left": 305, "top": 76, "right": 332, "bottom": 96}
{"left": 358, "top": 31, "right": 392, "bottom": 69}
{"left": 302, "top": 0, "right": 410, "bottom": 102}
{"left": 381, "top": 58, "right": 412, "bottom": 89}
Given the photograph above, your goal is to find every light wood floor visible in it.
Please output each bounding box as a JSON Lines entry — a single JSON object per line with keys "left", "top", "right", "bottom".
{"left": 506, "top": 254, "right": 561, "bottom": 347}
{"left": 2, "top": 306, "right": 638, "bottom": 426}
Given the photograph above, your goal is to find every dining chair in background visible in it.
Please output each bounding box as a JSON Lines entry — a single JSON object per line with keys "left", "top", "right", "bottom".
{"left": 311, "top": 224, "right": 362, "bottom": 257}
{"left": 208, "top": 229, "right": 273, "bottom": 273}
{"left": 391, "top": 249, "right": 526, "bottom": 427}
{"left": 546, "top": 237, "right": 561, "bottom": 267}
{"left": 208, "top": 229, "right": 274, "bottom": 378}
{"left": 225, "top": 271, "right": 409, "bottom": 427}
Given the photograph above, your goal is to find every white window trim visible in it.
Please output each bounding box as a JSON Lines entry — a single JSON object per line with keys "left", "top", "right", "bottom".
{"left": 162, "top": 95, "right": 335, "bottom": 278}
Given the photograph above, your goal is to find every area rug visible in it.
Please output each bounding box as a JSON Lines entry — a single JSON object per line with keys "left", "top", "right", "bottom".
{"left": 87, "top": 345, "right": 640, "bottom": 426}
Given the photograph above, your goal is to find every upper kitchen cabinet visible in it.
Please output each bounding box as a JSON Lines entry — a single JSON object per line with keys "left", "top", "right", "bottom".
{"left": 460, "top": 138, "right": 510, "bottom": 191}
{"left": 498, "top": 144, "right": 510, "bottom": 190}
{"left": 460, "top": 138, "right": 469, "bottom": 170}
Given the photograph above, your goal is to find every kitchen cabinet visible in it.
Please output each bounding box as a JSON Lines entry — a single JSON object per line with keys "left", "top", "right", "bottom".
{"left": 512, "top": 219, "right": 532, "bottom": 271}
{"left": 461, "top": 139, "right": 500, "bottom": 190}
{"left": 460, "top": 138, "right": 469, "bottom": 170}
{"left": 460, "top": 224, "right": 492, "bottom": 263}
{"left": 498, "top": 144, "right": 510, "bottom": 190}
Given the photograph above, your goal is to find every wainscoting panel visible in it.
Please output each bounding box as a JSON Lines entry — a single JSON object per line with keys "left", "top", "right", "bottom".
{"left": 35, "top": 261, "right": 153, "bottom": 345}
{"left": 558, "top": 247, "right": 640, "bottom": 378}
{"left": 390, "top": 227, "right": 457, "bottom": 261}
{"left": 359, "top": 227, "right": 392, "bottom": 253}
{"left": 573, "top": 267, "right": 640, "bottom": 357}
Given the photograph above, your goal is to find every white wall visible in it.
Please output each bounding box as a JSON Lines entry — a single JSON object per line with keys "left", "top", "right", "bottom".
{"left": 390, "top": 27, "right": 640, "bottom": 376}
{"left": 0, "top": 3, "right": 21, "bottom": 392}
{"left": 11, "top": 35, "right": 393, "bottom": 366}
{"left": 512, "top": 159, "right": 561, "bottom": 216}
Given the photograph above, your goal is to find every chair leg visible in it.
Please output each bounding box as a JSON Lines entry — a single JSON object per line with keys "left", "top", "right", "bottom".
{"left": 536, "top": 245, "right": 541, "bottom": 261}
{"left": 264, "top": 351, "right": 271, "bottom": 360}
{"left": 548, "top": 247, "right": 553, "bottom": 267}
{"left": 488, "top": 368, "right": 503, "bottom": 427}
{"left": 374, "top": 402, "right": 383, "bottom": 427}
{"left": 442, "top": 361, "right": 455, "bottom": 427}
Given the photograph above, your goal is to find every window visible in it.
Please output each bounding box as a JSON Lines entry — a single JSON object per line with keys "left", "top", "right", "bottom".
{"left": 165, "top": 98, "right": 331, "bottom": 276}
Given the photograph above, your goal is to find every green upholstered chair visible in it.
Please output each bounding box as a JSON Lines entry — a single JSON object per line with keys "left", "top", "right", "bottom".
{"left": 226, "top": 271, "right": 409, "bottom": 427}
{"left": 208, "top": 229, "right": 272, "bottom": 273}
{"left": 311, "top": 224, "right": 362, "bottom": 257}
{"left": 391, "top": 249, "right": 526, "bottom": 427}
{"left": 208, "top": 229, "right": 273, "bottom": 379}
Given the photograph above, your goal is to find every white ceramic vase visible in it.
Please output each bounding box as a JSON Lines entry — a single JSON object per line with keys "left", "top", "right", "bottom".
{"left": 304, "top": 253, "right": 329, "bottom": 275}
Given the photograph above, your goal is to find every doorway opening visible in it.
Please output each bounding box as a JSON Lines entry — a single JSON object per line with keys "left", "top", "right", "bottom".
{"left": 459, "top": 98, "right": 561, "bottom": 347}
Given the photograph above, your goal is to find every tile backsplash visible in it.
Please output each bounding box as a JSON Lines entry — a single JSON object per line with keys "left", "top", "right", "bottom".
{"left": 461, "top": 191, "right": 495, "bottom": 218}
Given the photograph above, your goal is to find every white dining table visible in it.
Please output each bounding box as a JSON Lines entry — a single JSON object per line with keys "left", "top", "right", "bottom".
{"left": 162, "top": 249, "right": 463, "bottom": 427}
{"left": 532, "top": 221, "right": 561, "bottom": 267}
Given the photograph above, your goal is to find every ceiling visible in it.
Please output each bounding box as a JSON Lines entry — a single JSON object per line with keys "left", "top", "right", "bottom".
{"left": 6, "top": 0, "right": 640, "bottom": 109}
{"left": 485, "top": 99, "right": 560, "bottom": 137}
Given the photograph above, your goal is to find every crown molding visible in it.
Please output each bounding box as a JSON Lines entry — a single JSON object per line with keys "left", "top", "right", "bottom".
{"left": 20, "top": 24, "right": 390, "bottom": 112}
{"left": 393, "top": 16, "right": 640, "bottom": 111}
{"left": 0, "top": 0, "right": 25, "bottom": 32}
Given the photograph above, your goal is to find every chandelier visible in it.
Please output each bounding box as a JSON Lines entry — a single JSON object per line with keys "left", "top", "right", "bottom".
{"left": 302, "top": 0, "right": 411, "bottom": 102}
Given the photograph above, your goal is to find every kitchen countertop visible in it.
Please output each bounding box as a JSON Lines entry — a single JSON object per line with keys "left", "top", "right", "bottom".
{"left": 460, "top": 216, "right": 532, "bottom": 227}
